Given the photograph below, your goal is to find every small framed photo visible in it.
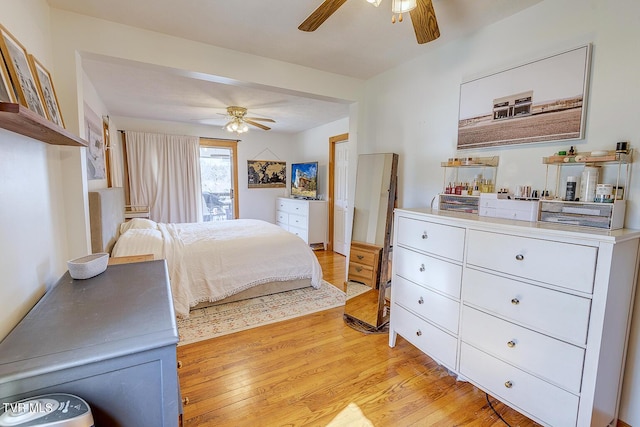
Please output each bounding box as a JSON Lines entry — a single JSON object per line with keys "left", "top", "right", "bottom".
{"left": 0, "top": 25, "right": 47, "bottom": 118}
{"left": 29, "top": 55, "right": 65, "bottom": 128}
{"left": 0, "top": 53, "right": 16, "bottom": 103}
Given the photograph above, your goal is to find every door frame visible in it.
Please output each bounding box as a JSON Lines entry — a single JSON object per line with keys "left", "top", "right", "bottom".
{"left": 328, "top": 132, "right": 349, "bottom": 253}
{"left": 199, "top": 138, "right": 240, "bottom": 219}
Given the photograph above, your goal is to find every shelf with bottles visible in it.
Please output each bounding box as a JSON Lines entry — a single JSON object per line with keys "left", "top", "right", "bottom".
{"left": 441, "top": 156, "right": 499, "bottom": 197}
{"left": 543, "top": 148, "right": 633, "bottom": 204}
{"left": 440, "top": 155, "right": 499, "bottom": 168}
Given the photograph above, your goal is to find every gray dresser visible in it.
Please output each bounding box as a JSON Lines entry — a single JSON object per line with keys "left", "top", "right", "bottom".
{"left": 0, "top": 260, "right": 180, "bottom": 426}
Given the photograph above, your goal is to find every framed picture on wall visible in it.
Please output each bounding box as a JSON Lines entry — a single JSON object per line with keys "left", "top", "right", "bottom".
{"left": 0, "top": 25, "right": 47, "bottom": 118}
{"left": 0, "top": 52, "right": 16, "bottom": 103}
{"left": 29, "top": 54, "right": 65, "bottom": 128}
{"left": 85, "top": 103, "right": 106, "bottom": 180}
{"left": 457, "top": 44, "right": 592, "bottom": 149}
{"left": 247, "top": 160, "right": 286, "bottom": 188}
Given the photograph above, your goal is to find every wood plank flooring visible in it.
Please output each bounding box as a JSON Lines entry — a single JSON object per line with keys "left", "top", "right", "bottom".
{"left": 177, "top": 250, "right": 540, "bottom": 427}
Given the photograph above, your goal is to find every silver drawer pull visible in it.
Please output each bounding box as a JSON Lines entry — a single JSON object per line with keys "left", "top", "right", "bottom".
{"left": 504, "top": 381, "right": 513, "bottom": 389}
{"left": 418, "top": 296, "right": 424, "bottom": 305}
{"left": 421, "top": 232, "right": 428, "bottom": 239}
{"left": 419, "top": 264, "right": 425, "bottom": 272}
{"left": 507, "top": 340, "right": 516, "bottom": 348}
{"left": 416, "top": 330, "right": 422, "bottom": 337}
{"left": 511, "top": 298, "right": 520, "bottom": 305}
{"left": 515, "top": 254, "right": 524, "bottom": 261}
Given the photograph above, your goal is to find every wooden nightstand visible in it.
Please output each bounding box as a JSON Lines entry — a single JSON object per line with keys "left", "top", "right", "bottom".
{"left": 108, "top": 254, "right": 154, "bottom": 265}
{"left": 348, "top": 241, "right": 382, "bottom": 289}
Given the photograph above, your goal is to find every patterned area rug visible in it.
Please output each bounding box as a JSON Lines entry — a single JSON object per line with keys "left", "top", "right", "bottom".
{"left": 177, "top": 280, "right": 368, "bottom": 346}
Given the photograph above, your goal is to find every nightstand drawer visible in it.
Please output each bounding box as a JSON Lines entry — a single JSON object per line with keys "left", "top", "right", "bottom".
{"left": 466, "top": 229, "right": 597, "bottom": 293}
{"left": 350, "top": 247, "right": 378, "bottom": 267}
{"left": 349, "top": 262, "right": 375, "bottom": 287}
{"left": 461, "top": 306, "right": 585, "bottom": 393}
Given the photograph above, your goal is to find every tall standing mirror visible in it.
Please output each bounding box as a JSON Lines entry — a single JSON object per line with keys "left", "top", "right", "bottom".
{"left": 344, "top": 153, "right": 398, "bottom": 332}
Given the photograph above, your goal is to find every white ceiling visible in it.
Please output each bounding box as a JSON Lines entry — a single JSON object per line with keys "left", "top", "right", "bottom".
{"left": 47, "top": 0, "right": 541, "bottom": 134}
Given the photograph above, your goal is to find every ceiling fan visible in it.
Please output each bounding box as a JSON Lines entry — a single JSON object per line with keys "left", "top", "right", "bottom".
{"left": 299, "top": 0, "right": 440, "bottom": 44}
{"left": 221, "top": 106, "right": 275, "bottom": 133}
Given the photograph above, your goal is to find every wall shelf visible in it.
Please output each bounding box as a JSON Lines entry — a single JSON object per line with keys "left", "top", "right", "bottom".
{"left": 0, "top": 102, "right": 87, "bottom": 147}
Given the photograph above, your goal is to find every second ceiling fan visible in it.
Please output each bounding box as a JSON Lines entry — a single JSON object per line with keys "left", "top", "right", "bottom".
{"left": 222, "top": 106, "right": 275, "bottom": 133}
{"left": 299, "top": 0, "right": 440, "bottom": 44}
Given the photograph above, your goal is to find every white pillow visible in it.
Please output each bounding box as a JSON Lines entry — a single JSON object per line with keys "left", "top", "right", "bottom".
{"left": 120, "top": 218, "right": 158, "bottom": 234}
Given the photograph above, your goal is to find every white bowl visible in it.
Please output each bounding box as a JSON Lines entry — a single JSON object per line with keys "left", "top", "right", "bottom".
{"left": 67, "top": 253, "right": 109, "bottom": 280}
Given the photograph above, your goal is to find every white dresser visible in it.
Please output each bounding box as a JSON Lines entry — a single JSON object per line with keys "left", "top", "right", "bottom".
{"left": 389, "top": 208, "right": 640, "bottom": 427}
{"left": 276, "top": 197, "right": 327, "bottom": 248}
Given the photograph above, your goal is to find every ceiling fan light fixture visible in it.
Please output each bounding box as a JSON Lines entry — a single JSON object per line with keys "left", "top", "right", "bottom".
{"left": 391, "top": 0, "right": 416, "bottom": 13}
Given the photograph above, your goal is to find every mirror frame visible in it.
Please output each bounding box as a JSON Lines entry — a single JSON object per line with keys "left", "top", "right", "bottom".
{"left": 344, "top": 153, "right": 398, "bottom": 331}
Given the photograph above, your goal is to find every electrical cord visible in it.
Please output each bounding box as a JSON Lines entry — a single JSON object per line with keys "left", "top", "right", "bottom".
{"left": 486, "top": 393, "right": 512, "bottom": 427}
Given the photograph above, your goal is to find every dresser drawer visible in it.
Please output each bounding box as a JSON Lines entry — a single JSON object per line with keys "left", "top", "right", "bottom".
{"left": 460, "top": 343, "right": 578, "bottom": 427}
{"left": 462, "top": 268, "right": 591, "bottom": 344}
{"left": 288, "top": 213, "right": 308, "bottom": 228}
{"left": 277, "top": 199, "right": 309, "bottom": 215}
{"left": 395, "top": 246, "right": 462, "bottom": 298}
{"left": 461, "top": 306, "right": 585, "bottom": 393}
{"left": 287, "top": 226, "right": 308, "bottom": 242}
{"left": 349, "top": 262, "right": 375, "bottom": 287}
{"left": 466, "top": 229, "right": 597, "bottom": 293}
{"left": 394, "top": 276, "right": 459, "bottom": 334}
{"left": 276, "top": 211, "right": 289, "bottom": 224}
{"left": 391, "top": 305, "right": 457, "bottom": 370}
{"left": 396, "top": 216, "right": 465, "bottom": 262}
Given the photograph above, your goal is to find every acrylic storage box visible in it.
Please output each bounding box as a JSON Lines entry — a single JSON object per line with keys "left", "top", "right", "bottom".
{"left": 479, "top": 193, "right": 539, "bottom": 222}
{"left": 538, "top": 200, "right": 626, "bottom": 230}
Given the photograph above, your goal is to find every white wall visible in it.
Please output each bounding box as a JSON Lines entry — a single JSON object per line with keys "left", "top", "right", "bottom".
{"left": 0, "top": 0, "right": 88, "bottom": 339}
{"left": 356, "top": 0, "right": 640, "bottom": 423}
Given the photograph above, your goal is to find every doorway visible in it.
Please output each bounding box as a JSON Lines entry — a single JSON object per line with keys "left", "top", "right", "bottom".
{"left": 329, "top": 133, "right": 349, "bottom": 255}
{"left": 199, "top": 138, "right": 239, "bottom": 221}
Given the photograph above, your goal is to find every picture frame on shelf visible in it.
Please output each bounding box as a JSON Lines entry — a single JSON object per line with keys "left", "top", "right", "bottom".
{"left": 0, "top": 25, "right": 47, "bottom": 119}
{"left": 28, "top": 54, "right": 65, "bottom": 128}
{"left": 0, "top": 52, "right": 16, "bottom": 103}
{"left": 457, "top": 44, "right": 592, "bottom": 149}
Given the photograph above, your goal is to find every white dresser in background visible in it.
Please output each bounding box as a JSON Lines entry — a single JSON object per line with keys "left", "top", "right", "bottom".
{"left": 276, "top": 197, "right": 327, "bottom": 249}
{"left": 389, "top": 208, "right": 640, "bottom": 427}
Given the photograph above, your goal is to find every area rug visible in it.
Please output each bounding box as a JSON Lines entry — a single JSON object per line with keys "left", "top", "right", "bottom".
{"left": 177, "top": 280, "right": 365, "bottom": 345}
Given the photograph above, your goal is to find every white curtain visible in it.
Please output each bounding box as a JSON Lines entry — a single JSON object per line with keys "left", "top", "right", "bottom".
{"left": 126, "top": 131, "right": 202, "bottom": 223}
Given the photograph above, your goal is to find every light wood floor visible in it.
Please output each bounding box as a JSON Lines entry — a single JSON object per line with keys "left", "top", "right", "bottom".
{"left": 177, "top": 250, "right": 540, "bottom": 427}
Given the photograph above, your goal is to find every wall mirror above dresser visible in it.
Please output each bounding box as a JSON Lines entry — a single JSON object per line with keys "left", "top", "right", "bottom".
{"left": 344, "top": 153, "right": 398, "bottom": 332}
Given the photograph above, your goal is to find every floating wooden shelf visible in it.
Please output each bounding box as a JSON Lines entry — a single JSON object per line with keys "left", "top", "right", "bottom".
{"left": 0, "top": 102, "right": 87, "bottom": 147}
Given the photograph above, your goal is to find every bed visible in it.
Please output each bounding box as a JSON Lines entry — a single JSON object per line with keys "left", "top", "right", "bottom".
{"left": 88, "top": 188, "right": 323, "bottom": 317}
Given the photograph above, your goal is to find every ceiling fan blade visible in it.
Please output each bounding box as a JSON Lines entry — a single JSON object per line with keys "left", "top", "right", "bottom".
{"left": 299, "top": 0, "right": 348, "bottom": 32}
{"left": 244, "top": 119, "right": 271, "bottom": 131}
{"left": 245, "top": 117, "right": 276, "bottom": 123}
{"left": 410, "top": 0, "right": 440, "bottom": 44}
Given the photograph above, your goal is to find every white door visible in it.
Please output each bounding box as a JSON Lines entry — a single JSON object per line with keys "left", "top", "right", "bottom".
{"left": 333, "top": 140, "right": 350, "bottom": 255}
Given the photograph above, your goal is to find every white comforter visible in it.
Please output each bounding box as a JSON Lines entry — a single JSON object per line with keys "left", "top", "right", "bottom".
{"left": 112, "top": 219, "right": 323, "bottom": 317}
